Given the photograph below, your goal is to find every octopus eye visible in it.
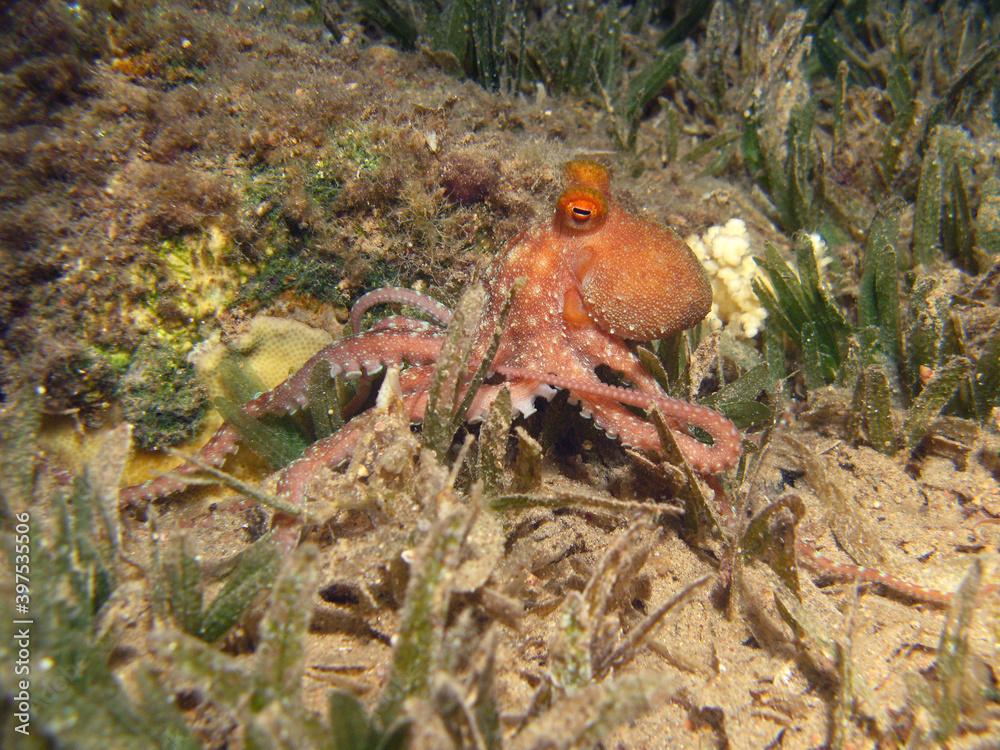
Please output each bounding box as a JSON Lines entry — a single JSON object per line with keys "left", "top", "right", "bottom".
{"left": 566, "top": 198, "right": 601, "bottom": 226}
{"left": 557, "top": 187, "right": 606, "bottom": 231}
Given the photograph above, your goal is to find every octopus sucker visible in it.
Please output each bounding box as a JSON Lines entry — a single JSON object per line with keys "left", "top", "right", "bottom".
{"left": 123, "top": 160, "right": 742, "bottom": 538}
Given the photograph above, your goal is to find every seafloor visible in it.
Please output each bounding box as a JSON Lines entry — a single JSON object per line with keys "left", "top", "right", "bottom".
{"left": 1, "top": 2, "right": 998, "bottom": 749}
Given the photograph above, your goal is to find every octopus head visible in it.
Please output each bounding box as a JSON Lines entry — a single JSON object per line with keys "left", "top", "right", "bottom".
{"left": 555, "top": 160, "right": 610, "bottom": 234}
{"left": 557, "top": 160, "right": 713, "bottom": 341}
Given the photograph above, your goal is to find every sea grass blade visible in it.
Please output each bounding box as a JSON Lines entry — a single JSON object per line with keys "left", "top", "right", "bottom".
{"left": 452, "top": 284, "right": 517, "bottom": 437}
{"left": 359, "top": 0, "right": 418, "bottom": 49}
{"left": 425, "top": 283, "right": 514, "bottom": 462}
{"left": 653, "top": 331, "right": 690, "bottom": 398}
{"left": 739, "top": 493, "right": 805, "bottom": 596}
{"left": 477, "top": 385, "right": 511, "bottom": 495}
{"left": 752, "top": 277, "right": 799, "bottom": 342}
{"left": 786, "top": 102, "right": 818, "bottom": 232}
{"left": 423, "top": 286, "right": 485, "bottom": 459}
{"left": 704, "top": 363, "right": 770, "bottom": 407}
{"left": 771, "top": 577, "right": 838, "bottom": 665}
{"left": 906, "top": 276, "right": 949, "bottom": 395}
{"left": 162, "top": 536, "right": 205, "bottom": 636}
{"left": 903, "top": 356, "right": 973, "bottom": 449}
{"left": 163, "top": 447, "right": 301, "bottom": 516}
{"left": 917, "top": 44, "right": 1000, "bottom": 156}
{"left": 635, "top": 345, "right": 671, "bottom": 392}
{"left": 0, "top": 384, "right": 40, "bottom": 516}
{"left": 972, "top": 324, "right": 1000, "bottom": 422}
{"left": 328, "top": 691, "right": 377, "bottom": 750}
{"left": 801, "top": 321, "right": 828, "bottom": 388}
{"left": 307, "top": 364, "right": 344, "bottom": 439}
{"left": 251, "top": 544, "right": 319, "bottom": 710}
{"left": 488, "top": 492, "right": 671, "bottom": 515}
{"left": 512, "top": 426, "right": 543, "bottom": 492}
{"left": 430, "top": 0, "right": 472, "bottom": 66}
{"left": 793, "top": 233, "right": 848, "bottom": 373}
{"left": 656, "top": 0, "right": 713, "bottom": 48}
{"left": 703, "top": 363, "right": 772, "bottom": 429}
{"left": 858, "top": 201, "right": 903, "bottom": 370}
{"left": 880, "top": 61, "right": 916, "bottom": 181}
{"left": 650, "top": 408, "right": 724, "bottom": 544}
{"left": 622, "top": 45, "right": 685, "bottom": 149}
{"left": 852, "top": 364, "right": 897, "bottom": 455}
{"left": 375, "top": 507, "right": 470, "bottom": 728}
{"left": 214, "top": 394, "right": 310, "bottom": 470}
{"left": 913, "top": 129, "right": 945, "bottom": 265}
{"left": 469, "top": 631, "right": 502, "bottom": 750}
{"left": 199, "top": 533, "right": 282, "bottom": 643}
{"left": 930, "top": 560, "right": 982, "bottom": 741}
{"left": 754, "top": 244, "right": 811, "bottom": 334}
{"left": 942, "top": 160, "right": 976, "bottom": 272}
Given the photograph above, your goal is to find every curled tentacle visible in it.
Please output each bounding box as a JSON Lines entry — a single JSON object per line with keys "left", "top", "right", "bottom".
{"left": 495, "top": 366, "right": 741, "bottom": 473}
{"left": 246, "top": 330, "right": 446, "bottom": 416}
{"left": 576, "top": 398, "right": 738, "bottom": 473}
{"left": 365, "top": 315, "right": 444, "bottom": 335}
{"left": 349, "top": 287, "right": 453, "bottom": 334}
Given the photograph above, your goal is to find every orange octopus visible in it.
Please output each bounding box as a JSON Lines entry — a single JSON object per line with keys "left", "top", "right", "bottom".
{"left": 123, "top": 161, "right": 741, "bottom": 518}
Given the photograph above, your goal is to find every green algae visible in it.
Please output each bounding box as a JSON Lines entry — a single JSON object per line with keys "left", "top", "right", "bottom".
{"left": 237, "top": 252, "right": 347, "bottom": 308}
{"left": 119, "top": 338, "right": 208, "bottom": 450}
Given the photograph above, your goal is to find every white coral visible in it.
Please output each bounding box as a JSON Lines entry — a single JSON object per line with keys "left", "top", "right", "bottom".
{"left": 686, "top": 218, "right": 767, "bottom": 338}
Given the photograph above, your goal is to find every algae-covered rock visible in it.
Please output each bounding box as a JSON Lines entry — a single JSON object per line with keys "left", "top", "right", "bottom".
{"left": 119, "top": 338, "right": 208, "bottom": 450}
{"left": 41, "top": 344, "right": 122, "bottom": 427}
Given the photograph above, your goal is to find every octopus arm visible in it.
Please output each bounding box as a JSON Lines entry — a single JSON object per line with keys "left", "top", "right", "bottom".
{"left": 246, "top": 330, "right": 446, "bottom": 416}
{"left": 495, "top": 366, "right": 741, "bottom": 473}
{"left": 275, "top": 378, "right": 516, "bottom": 512}
{"left": 121, "top": 424, "right": 242, "bottom": 506}
{"left": 122, "top": 330, "right": 446, "bottom": 504}
{"left": 349, "top": 287, "right": 452, "bottom": 334}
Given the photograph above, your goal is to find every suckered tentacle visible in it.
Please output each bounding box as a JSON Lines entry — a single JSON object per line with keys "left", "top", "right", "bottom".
{"left": 398, "top": 364, "right": 436, "bottom": 394}
{"left": 576, "top": 398, "right": 739, "bottom": 474}
{"left": 275, "top": 390, "right": 429, "bottom": 512}
{"left": 245, "top": 331, "right": 445, "bottom": 417}
{"left": 494, "top": 365, "right": 741, "bottom": 473}
{"left": 349, "top": 287, "right": 453, "bottom": 334}
{"left": 120, "top": 424, "right": 241, "bottom": 507}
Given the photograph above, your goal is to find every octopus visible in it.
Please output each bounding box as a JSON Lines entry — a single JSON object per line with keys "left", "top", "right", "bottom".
{"left": 123, "top": 160, "right": 742, "bottom": 526}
